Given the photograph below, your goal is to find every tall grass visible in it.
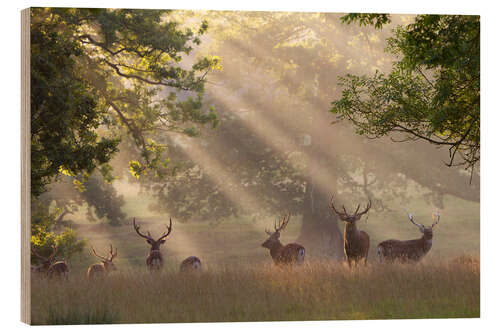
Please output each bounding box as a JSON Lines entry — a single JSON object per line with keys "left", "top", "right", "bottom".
{"left": 31, "top": 257, "right": 479, "bottom": 324}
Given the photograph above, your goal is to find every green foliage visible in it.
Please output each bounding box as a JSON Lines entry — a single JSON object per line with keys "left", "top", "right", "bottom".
{"left": 30, "top": 7, "right": 220, "bottom": 196}
{"left": 31, "top": 9, "right": 120, "bottom": 198}
{"left": 41, "top": 172, "right": 128, "bottom": 226}
{"left": 331, "top": 15, "right": 480, "bottom": 171}
{"left": 30, "top": 8, "right": 220, "bottom": 252}
{"left": 31, "top": 200, "right": 86, "bottom": 264}
{"left": 79, "top": 173, "right": 127, "bottom": 226}
{"left": 340, "top": 13, "right": 391, "bottom": 29}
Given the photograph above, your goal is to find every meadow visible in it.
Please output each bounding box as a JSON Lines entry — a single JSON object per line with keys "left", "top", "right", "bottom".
{"left": 31, "top": 258, "right": 479, "bottom": 324}
{"left": 30, "top": 184, "right": 480, "bottom": 324}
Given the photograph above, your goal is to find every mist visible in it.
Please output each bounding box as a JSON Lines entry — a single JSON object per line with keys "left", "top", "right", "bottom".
{"left": 43, "top": 10, "right": 479, "bottom": 272}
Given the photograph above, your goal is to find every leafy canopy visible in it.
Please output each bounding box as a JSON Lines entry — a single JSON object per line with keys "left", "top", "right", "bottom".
{"left": 331, "top": 14, "right": 480, "bottom": 172}
{"left": 30, "top": 7, "right": 219, "bottom": 258}
{"left": 31, "top": 7, "right": 220, "bottom": 198}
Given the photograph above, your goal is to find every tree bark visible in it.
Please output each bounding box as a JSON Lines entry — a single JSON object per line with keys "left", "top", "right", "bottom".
{"left": 298, "top": 176, "right": 344, "bottom": 260}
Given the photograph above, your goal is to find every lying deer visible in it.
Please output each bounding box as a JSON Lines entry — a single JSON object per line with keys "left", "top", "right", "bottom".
{"left": 262, "top": 213, "right": 305, "bottom": 265}
{"left": 180, "top": 256, "right": 202, "bottom": 273}
{"left": 330, "top": 196, "right": 372, "bottom": 267}
{"left": 87, "top": 244, "right": 118, "bottom": 279}
{"left": 133, "top": 217, "right": 172, "bottom": 271}
{"left": 377, "top": 212, "right": 439, "bottom": 263}
{"left": 31, "top": 244, "right": 69, "bottom": 279}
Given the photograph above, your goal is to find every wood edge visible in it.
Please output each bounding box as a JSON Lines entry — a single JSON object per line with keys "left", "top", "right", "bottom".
{"left": 21, "top": 7, "right": 31, "bottom": 325}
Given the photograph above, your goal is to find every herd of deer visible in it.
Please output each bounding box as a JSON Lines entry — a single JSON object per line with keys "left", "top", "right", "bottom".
{"left": 30, "top": 196, "right": 440, "bottom": 280}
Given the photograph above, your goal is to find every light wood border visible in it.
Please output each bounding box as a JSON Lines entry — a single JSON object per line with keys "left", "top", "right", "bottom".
{"left": 21, "top": 7, "right": 31, "bottom": 325}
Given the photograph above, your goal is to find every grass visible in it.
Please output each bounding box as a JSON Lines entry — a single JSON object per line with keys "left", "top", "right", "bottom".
{"left": 30, "top": 258, "right": 479, "bottom": 324}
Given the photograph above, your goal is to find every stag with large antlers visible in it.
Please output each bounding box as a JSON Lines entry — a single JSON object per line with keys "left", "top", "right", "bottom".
{"left": 262, "top": 213, "right": 305, "bottom": 265}
{"left": 87, "top": 244, "right": 118, "bottom": 279}
{"left": 31, "top": 245, "right": 69, "bottom": 279}
{"left": 377, "top": 212, "right": 439, "bottom": 263}
{"left": 133, "top": 217, "right": 172, "bottom": 271}
{"left": 330, "top": 196, "right": 372, "bottom": 267}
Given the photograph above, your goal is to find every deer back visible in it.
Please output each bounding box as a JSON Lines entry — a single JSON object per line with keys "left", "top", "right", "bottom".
{"left": 146, "top": 250, "right": 163, "bottom": 270}
{"left": 180, "top": 256, "right": 202, "bottom": 272}
{"left": 377, "top": 236, "right": 432, "bottom": 262}
{"left": 87, "top": 263, "right": 106, "bottom": 279}
{"left": 275, "top": 243, "right": 306, "bottom": 265}
{"left": 48, "top": 261, "right": 69, "bottom": 279}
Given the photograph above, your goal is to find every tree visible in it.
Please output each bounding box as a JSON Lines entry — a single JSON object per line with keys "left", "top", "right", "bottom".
{"left": 30, "top": 8, "right": 219, "bottom": 259}
{"left": 139, "top": 11, "right": 478, "bottom": 261}
{"left": 331, "top": 14, "right": 480, "bottom": 174}
{"left": 41, "top": 173, "right": 127, "bottom": 227}
{"left": 31, "top": 8, "right": 219, "bottom": 197}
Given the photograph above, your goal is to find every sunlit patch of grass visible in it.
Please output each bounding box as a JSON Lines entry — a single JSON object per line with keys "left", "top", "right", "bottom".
{"left": 31, "top": 258, "right": 479, "bottom": 324}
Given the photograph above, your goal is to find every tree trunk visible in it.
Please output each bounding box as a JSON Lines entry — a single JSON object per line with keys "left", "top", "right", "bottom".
{"left": 297, "top": 177, "right": 344, "bottom": 260}
{"left": 296, "top": 96, "right": 344, "bottom": 260}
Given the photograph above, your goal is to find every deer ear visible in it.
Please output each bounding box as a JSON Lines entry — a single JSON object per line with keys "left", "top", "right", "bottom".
{"left": 159, "top": 239, "right": 166, "bottom": 244}
{"left": 147, "top": 239, "right": 154, "bottom": 245}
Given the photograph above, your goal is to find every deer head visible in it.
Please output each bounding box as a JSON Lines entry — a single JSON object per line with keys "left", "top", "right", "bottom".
{"left": 90, "top": 244, "right": 117, "bottom": 272}
{"left": 408, "top": 211, "right": 439, "bottom": 240}
{"left": 262, "top": 213, "right": 290, "bottom": 249}
{"left": 133, "top": 217, "right": 172, "bottom": 252}
{"left": 31, "top": 244, "right": 58, "bottom": 271}
{"left": 330, "top": 196, "right": 372, "bottom": 224}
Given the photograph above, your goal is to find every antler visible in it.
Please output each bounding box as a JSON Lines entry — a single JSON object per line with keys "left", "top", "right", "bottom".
{"left": 31, "top": 244, "right": 58, "bottom": 262}
{"left": 157, "top": 218, "right": 173, "bottom": 241}
{"left": 357, "top": 199, "right": 372, "bottom": 218}
{"left": 275, "top": 213, "right": 291, "bottom": 232}
{"left": 432, "top": 210, "right": 440, "bottom": 228}
{"left": 109, "top": 244, "right": 117, "bottom": 260}
{"left": 408, "top": 213, "right": 425, "bottom": 232}
{"left": 133, "top": 217, "right": 154, "bottom": 241}
{"left": 330, "top": 196, "right": 371, "bottom": 221}
{"left": 31, "top": 246, "right": 47, "bottom": 261}
{"left": 90, "top": 245, "right": 109, "bottom": 262}
{"left": 330, "top": 196, "right": 348, "bottom": 219}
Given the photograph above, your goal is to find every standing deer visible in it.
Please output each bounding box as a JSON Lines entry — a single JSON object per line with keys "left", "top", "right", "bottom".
{"left": 87, "top": 244, "right": 118, "bottom": 279}
{"left": 330, "top": 196, "right": 372, "bottom": 267}
{"left": 377, "top": 212, "right": 439, "bottom": 263}
{"left": 31, "top": 245, "right": 69, "bottom": 279}
{"left": 262, "top": 213, "right": 305, "bottom": 265}
{"left": 133, "top": 217, "right": 172, "bottom": 271}
{"left": 180, "top": 256, "right": 202, "bottom": 273}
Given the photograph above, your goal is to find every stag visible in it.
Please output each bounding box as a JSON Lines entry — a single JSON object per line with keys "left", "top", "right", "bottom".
{"left": 31, "top": 245, "right": 69, "bottom": 279}
{"left": 262, "top": 213, "right": 305, "bottom": 265}
{"left": 87, "top": 244, "right": 118, "bottom": 279}
{"left": 377, "top": 212, "right": 439, "bottom": 263}
{"left": 330, "top": 196, "right": 372, "bottom": 267}
{"left": 180, "top": 256, "right": 202, "bottom": 273}
{"left": 133, "top": 217, "right": 172, "bottom": 271}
